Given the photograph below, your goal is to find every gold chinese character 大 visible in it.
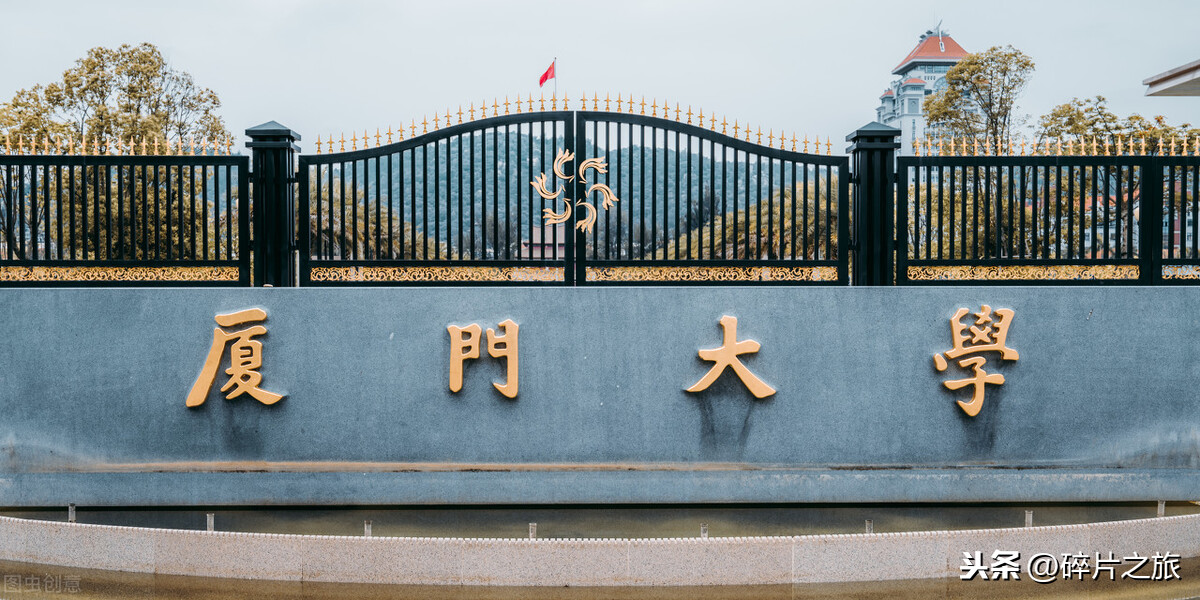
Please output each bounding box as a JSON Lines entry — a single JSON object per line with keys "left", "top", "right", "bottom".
{"left": 448, "top": 319, "right": 519, "bottom": 398}
{"left": 187, "top": 308, "right": 285, "bottom": 408}
{"left": 686, "top": 315, "right": 776, "bottom": 399}
{"left": 933, "top": 305, "right": 1018, "bottom": 417}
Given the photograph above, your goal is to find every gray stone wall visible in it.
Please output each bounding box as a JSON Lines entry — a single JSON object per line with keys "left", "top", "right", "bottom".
{"left": 0, "top": 287, "right": 1196, "bottom": 505}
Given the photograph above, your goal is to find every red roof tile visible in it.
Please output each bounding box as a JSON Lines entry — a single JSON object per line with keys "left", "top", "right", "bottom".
{"left": 902, "top": 78, "right": 926, "bottom": 86}
{"left": 893, "top": 34, "right": 968, "bottom": 74}
{"left": 880, "top": 89, "right": 894, "bottom": 97}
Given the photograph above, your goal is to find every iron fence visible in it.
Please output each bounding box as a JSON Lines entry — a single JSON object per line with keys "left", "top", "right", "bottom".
{"left": 0, "top": 154, "right": 249, "bottom": 286}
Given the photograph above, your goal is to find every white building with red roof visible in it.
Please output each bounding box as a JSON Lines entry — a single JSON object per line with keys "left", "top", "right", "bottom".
{"left": 876, "top": 27, "right": 970, "bottom": 155}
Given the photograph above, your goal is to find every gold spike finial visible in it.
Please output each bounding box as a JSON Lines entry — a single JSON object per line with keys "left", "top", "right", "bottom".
{"left": 562, "top": 94, "right": 569, "bottom": 110}
{"left": 639, "top": 96, "right": 646, "bottom": 115}
{"left": 492, "top": 98, "right": 499, "bottom": 116}
{"left": 592, "top": 92, "right": 599, "bottom": 111}
{"left": 972, "top": 137, "right": 979, "bottom": 156}
{"left": 1020, "top": 139, "right": 1026, "bottom": 156}
{"left": 515, "top": 96, "right": 522, "bottom": 114}
{"left": 825, "top": 137, "right": 832, "bottom": 156}
{"left": 1054, "top": 138, "right": 1061, "bottom": 156}
{"left": 140, "top": 136, "right": 147, "bottom": 155}
{"left": 732, "top": 120, "right": 739, "bottom": 139}
{"left": 616, "top": 94, "right": 623, "bottom": 113}
{"left": 1139, "top": 136, "right": 1146, "bottom": 155}
{"left": 433, "top": 112, "right": 441, "bottom": 129}
{"left": 710, "top": 114, "right": 716, "bottom": 130}
{"left": 387, "top": 127, "right": 393, "bottom": 145}
{"left": 651, "top": 98, "right": 658, "bottom": 115}
{"left": 504, "top": 96, "right": 511, "bottom": 115}
{"left": 374, "top": 128, "right": 380, "bottom": 147}
{"left": 527, "top": 95, "right": 534, "bottom": 112}
{"left": 1157, "top": 137, "right": 1163, "bottom": 155}
{"left": 605, "top": 93, "right": 611, "bottom": 112}
{"left": 538, "top": 94, "right": 545, "bottom": 112}
{"left": 315, "top": 134, "right": 322, "bottom": 154}
{"left": 937, "top": 137, "right": 944, "bottom": 156}
{"left": 674, "top": 103, "right": 681, "bottom": 121}
{"left": 720, "top": 117, "right": 726, "bottom": 135}
{"left": 338, "top": 133, "right": 345, "bottom": 152}
{"left": 768, "top": 129, "right": 775, "bottom": 148}
{"left": 744, "top": 124, "right": 751, "bottom": 143}
{"left": 756, "top": 126, "right": 762, "bottom": 145}
{"left": 1171, "top": 136, "right": 1177, "bottom": 156}
{"left": 803, "top": 135, "right": 809, "bottom": 153}
{"left": 550, "top": 93, "right": 557, "bottom": 111}
{"left": 469, "top": 103, "right": 476, "bottom": 121}
{"left": 187, "top": 134, "right": 194, "bottom": 156}
{"left": 1103, "top": 136, "right": 1110, "bottom": 156}
{"left": 791, "top": 133, "right": 797, "bottom": 152}
{"left": 351, "top": 132, "right": 358, "bottom": 151}
{"left": 446, "top": 108, "right": 452, "bottom": 126}
{"left": 696, "top": 107, "right": 703, "bottom": 126}
{"left": 687, "top": 105, "right": 693, "bottom": 125}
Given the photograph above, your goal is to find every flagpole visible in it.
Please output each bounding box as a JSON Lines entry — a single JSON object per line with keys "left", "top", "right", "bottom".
{"left": 554, "top": 57, "right": 557, "bottom": 98}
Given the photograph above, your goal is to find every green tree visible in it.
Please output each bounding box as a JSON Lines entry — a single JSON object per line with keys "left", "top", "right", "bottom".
{"left": 924, "top": 45, "right": 1036, "bottom": 146}
{"left": 0, "top": 42, "right": 228, "bottom": 151}
{"left": 0, "top": 44, "right": 232, "bottom": 262}
{"left": 1036, "top": 95, "right": 1200, "bottom": 153}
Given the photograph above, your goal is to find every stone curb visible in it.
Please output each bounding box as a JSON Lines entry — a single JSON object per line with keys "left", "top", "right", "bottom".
{"left": 1, "top": 513, "right": 1197, "bottom": 585}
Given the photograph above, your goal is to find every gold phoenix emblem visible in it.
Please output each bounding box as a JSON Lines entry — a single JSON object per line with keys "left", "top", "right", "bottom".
{"left": 532, "top": 149, "right": 618, "bottom": 235}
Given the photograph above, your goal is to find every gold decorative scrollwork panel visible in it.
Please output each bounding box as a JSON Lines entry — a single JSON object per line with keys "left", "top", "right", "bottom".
{"left": 907, "top": 265, "right": 1140, "bottom": 281}
{"left": 310, "top": 266, "right": 564, "bottom": 282}
{"left": 0, "top": 266, "right": 241, "bottom": 282}
{"left": 586, "top": 266, "right": 838, "bottom": 282}
{"left": 1162, "top": 265, "right": 1200, "bottom": 280}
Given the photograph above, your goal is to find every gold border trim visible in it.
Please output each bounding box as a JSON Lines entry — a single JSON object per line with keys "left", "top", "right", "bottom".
{"left": 907, "top": 265, "right": 1140, "bottom": 281}
{"left": 0, "top": 266, "right": 240, "bottom": 282}
{"left": 310, "top": 266, "right": 564, "bottom": 282}
{"left": 585, "top": 266, "right": 838, "bottom": 282}
{"left": 1163, "top": 265, "right": 1200, "bottom": 280}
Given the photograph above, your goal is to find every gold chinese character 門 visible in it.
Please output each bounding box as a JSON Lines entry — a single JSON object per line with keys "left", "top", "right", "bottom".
{"left": 686, "top": 315, "right": 776, "bottom": 398}
{"left": 448, "top": 319, "right": 519, "bottom": 398}
{"left": 186, "top": 308, "right": 285, "bottom": 407}
{"left": 934, "top": 305, "right": 1018, "bottom": 417}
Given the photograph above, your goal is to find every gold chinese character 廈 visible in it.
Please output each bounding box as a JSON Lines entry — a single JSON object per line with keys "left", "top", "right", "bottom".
{"left": 934, "top": 305, "right": 1018, "bottom": 417}
{"left": 187, "top": 308, "right": 285, "bottom": 407}
{"left": 686, "top": 315, "right": 775, "bottom": 398}
{"left": 448, "top": 319, "right": 519, "bottom": 398}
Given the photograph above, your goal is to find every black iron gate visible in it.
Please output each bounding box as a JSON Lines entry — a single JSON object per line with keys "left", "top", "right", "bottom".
{"left": 295, "top": 109, "right": 850, "bottom": 285}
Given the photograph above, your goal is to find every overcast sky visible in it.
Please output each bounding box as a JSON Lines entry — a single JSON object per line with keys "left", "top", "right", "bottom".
{"left": 3, "top": 0, "right": 1198, "bottom": 150}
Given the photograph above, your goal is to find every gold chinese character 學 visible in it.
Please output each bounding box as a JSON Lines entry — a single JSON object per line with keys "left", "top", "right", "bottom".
{"left": 448, "top": 319, "right": 519, "bottom": 398}
{"left": 933, "top": 305, "right": 1018, "bottom": 417}
{"left": 186, "top": 308, "right": 285, "bottom": 407}
{"left": 686, "top": 315, "right": 776, "bottom": 399}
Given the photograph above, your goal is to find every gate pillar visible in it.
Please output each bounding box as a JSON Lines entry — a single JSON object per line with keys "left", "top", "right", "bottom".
{"left": 246, "top": 121, "right": 301, "bottom": 287}
{"left": 847, "top": 122, "right": 901, "bottom": 286}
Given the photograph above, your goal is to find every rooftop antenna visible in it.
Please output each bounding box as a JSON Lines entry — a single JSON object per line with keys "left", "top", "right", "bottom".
{"left": 936, "top": 20, "right": 945, "bottom": 52}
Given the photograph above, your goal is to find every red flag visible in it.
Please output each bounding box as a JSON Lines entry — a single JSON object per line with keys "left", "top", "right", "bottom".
{"left": 538, "top": 60, "right": 555, "bottom": 87}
